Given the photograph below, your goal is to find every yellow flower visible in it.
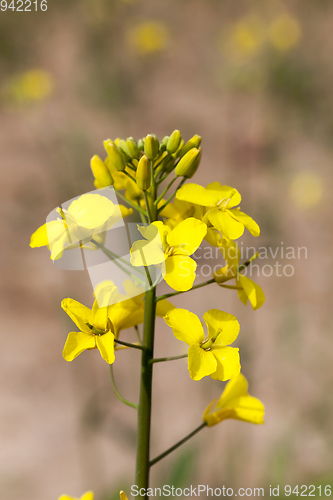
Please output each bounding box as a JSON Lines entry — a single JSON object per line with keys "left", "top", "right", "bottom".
{"left": 105, "top": 157, "right": 143, "bottom": 202}
{"left": 4, "top": 69, "right": 54, "bottom": 105}
{"left": 203, "top": 373, "right": 264, "bottom": 426}
{"left": 59, "top": 491, "right": 94, "bottom": 500}
{"left": 269, "top": 14, "right": 301, "bottom": 52}
{"left": 176, "top": 182, "right": 260, "bottom": 240}
{"left": 214, "top": 238, "right": 265, "bottom": 310}
{"left": 164, "top": 308, "right": 240, "bottom": 381}
{"left": 94, "top": 279, "right": 174, "bottom": 338}
{"left": 62, "top": 298, "right": 115, "bottom": 364}
{"left": 30, "top": 194, "right": 131, "bottom": 260}
{"left": 289, "top": 172, "right": 323, "bottom": 210}
{"left": 130, "top": 218, "right": 207, "bottom": 291}
{"left": 127, "top": 21, "right": 169, "bottom": 54}
{"left": 221, "top": 16, "right": 266, "bottom": 59}
{"left": 120, "top": 492, "right": 128, "bottom": 500}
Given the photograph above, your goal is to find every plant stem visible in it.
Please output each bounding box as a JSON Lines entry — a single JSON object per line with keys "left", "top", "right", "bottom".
{"left": 150, "top": 353, "right": 188, "bottom": 364}
{"left": 115, "top": 189, "right": 147, "bottom": 216}
{"left": 144, "top": 191, "right": 153, "bottom": 224}
{"left": 114, "top": 339, "right": 145, "bottom": 351}
{"left": 110, "top": 365, "right": 138, "bottom": 409}
{"left": 149, "top": 423, "right": 207, "bottom": 467}
{"left": 135, "top": 287, "right": 156, "bottom": 498}
{"left": 157, "top": 177, "right": 186, "bottom": 213}
{"left": 156, "top": 279, "right": 215, "bottom": 302}
{"left": 123, "top": 170, "right": 137, "bottom": 183}
{"left": 91, "top": 238, "right": 146, "bottom": 276}
{"left": 155, "top": 176, "right": 177, "bottom": 205}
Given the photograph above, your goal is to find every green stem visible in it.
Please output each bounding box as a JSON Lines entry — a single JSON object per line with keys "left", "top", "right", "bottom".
{"left": 157, "top": 177, "right": 186, "bottom": 213}
{"left": 150, "top": 423, "right": 207, "bottom": 467}
{"left": 123, "top": 170, "right": 137, "bottom": 183}
{"left": 115, "top": 189, "right": 147, "bottom": 216}
{"left": 144, "top": 191, "right": 153, "bottom": 224}
{"left": 135, "top": 287, "right": 156, "bottom": 498}
{"left": 91, "top": 238, "right": 146, "bottom": 276}
{"left": 114, "top": 339, "right": 145, "bottom": 351}
{"left": 156, "top": 279, "right": 215, "bottom": 302}
{"left": 155, "top": 176, "right": 177, "bottom": 205}
{"left": 110, "top": 365, "right": 138, "bottom": 409}
{"left": 150, "top": 353, "right": 188, "bottom": 364}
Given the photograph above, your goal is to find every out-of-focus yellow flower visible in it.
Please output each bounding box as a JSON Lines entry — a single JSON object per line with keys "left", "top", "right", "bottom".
{"left": 269, "top": 14, "right": 301, "bottom": 52}
{"left": 120, "top": 492, "right": 128, "bottom": 500}
{"left": 4, "top": 69, "right": 54, "bottom": 104}
{"left": 127, "top": 21, "right": 169, "bottom": 54}
{"left": 176, "top": 182, "right": 260, "bottom": 240}
{"left": 203, "top": 373, "right": 264, "bottom": 426}
{"left": 214, "top": 238, "right": 265, "bottom": 310}
{"left": 289, "top": 172, "right": 323, "bottom": 210}
{"left": 62, "top": 298, "right": 115, "bottom": 364}
{"left": 59, "top": 490, "right": 94, "bottom": 500}
{"left": 94, "top": 279, "right": 174, "bottom": 338}
{"left": 221, "top": 16, "right": 266, "bottom": 59}
{"left": 164, "top": 308, "right": 240, "bottom": 381}
{"left": 130, "top": 218, "right": 207, "bottom": 291}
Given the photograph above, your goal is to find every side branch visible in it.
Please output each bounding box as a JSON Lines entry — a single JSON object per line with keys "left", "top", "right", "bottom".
{"left": 149, "top": 423, "right": 207, "bottom": 467}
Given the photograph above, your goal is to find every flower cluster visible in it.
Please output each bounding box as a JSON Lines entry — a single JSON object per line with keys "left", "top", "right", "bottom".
{"left": 31, "top": 130, "right": 265, "bottom": 498}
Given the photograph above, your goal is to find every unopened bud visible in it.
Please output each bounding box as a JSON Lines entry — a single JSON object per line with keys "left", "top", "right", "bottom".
{"left": 115, "top": 139, "right": 131, "bottom": 160}
{"left": 144, "top": 134, "right": 159, "bottom": 160}
{"left": 90, "top": 155, "right": 113, "bottom": 188}
{"left": 104, "top": 140, "right": 126, "bottom": 171}
{"left": 167, "top": 130, "right": 182, "bottom": 154}
{"left": 126, "top": 137, "right": 140, "bottom": 159}
{"left": 160, "top": 135, "right": 169, "bottom": 152}
{"left": 179, "top": 134, "right": 202, "bottom": 158}
{"left": 136, "top": 155, "right": 151, "bottom": 190}
{"left": 185, "top": 147, "right": 202, "bottom": 178}
{"left": 137, "top": 138, "right": 144, "bottom": 151}
{"left": 175, "top": 148, "right": 200, "bottom": 177}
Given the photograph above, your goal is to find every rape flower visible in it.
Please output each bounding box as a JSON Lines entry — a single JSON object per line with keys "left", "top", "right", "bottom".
{"left": 269, "top": 14, "right": 301, "bottom": 52}
{"left": 176, "top": 182, "right": 260, "bottom": 240}
{"left": 104, "top": 157, "right": 143, "bottom": 202}
{"left": 62, "top": 298, "right": 115, "bottom": 364}
{"left": 59, "top": 491, "right": 94, "bottom": 500}
{"left": 289, "top": 172, "right": 323, "bottom": 210}
{"left": 164, "top": 308, "right": 240, "bottom": 381}
{"left": 94, "top": 279, "right": 174, "bottom": 338}
{"left": 130, "top": 218, "right": 207, "bottom": 291}
{"left": 203, "top": 373, "right": 264, "bottom": 426}
{"left": 120, "top": 492, "right": 128, "bottom": 500}
{"left": 213, "top": 238, "right": 265, "bottom": 310}
{"left": 220, "top": 16, "right": 266, "bottom": 60}
{"left": 127, "top": 21, "right": 169, "bottom": 54}
{"left": 30, "top": 193, "right": 130, "bottom": 260}
{"left": 4, "top": 69, "right": 54, "bottom": 105}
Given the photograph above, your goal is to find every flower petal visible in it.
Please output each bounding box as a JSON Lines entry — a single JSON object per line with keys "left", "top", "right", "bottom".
{"left": 206, "top": 183, "right": 241, "bottom": 208}
{"left": 164, "top": 255, "right": 197, "bottom": 291}
{"left": 68, "top": 193, "right": 114, "bottom": 229}
{"left": 62, "top": 332, "right": 95, "bottom": 362}
{"left": 208, "top": 208, "right": 244, "bottom": 240}
{"left": 210, "top": 346, "right": 241, "bottom": 381}
{"left": 156, "top": 299, "right": 175, "bottom": 316}
{"left": 228, "top": 209, "right": 260, "bottom": 237}
{"left": 30, "top": 220, "right": 65, "bottom": 248}
{"left": 61, "top": 298, "right": 92, "bottom": 333}
{"left": 109, "top": 302, "right": 144, "bottom": 337}
{"left": 188, "top": 344, "right": 217, "bottom": 381}
{"left": 216, "top": 373, "right": 249, "bottom": 408}
{"left": 238, "top": 275, "right": 265, "bottom": 310}
{"left": 130, "top": 239, "right": 166, "bottom": 266}
{"left": 203, "top": 309, "right": 240, "bottom": 346}
{"left": 164, "top": 308, "right": 205, "bottom": 346}
{"left": 92, "top": 300, "right": 109, "bottom": 331}
{"left": 167, "top": 217, "right": 207, "bottom": 255}
{"left": 96, "top": 331, "right": 115, "bottom": 364}
{"left": 176, "top": 183, "right": 219, "bottom": 206}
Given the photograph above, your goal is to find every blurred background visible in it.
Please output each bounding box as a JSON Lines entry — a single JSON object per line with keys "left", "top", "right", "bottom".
{"left": 1, "top": 0, "right": 333, "bottom": 499}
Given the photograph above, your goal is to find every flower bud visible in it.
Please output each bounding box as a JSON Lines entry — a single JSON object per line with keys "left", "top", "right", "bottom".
{"left": 126, "top": 137, "right": 140, "bottom": 159}
{"left": 185, "top": 147, "right": 202, "bottom": 178}
{"left": 160, "top": 135, "right": 169, "bottom": 152}
{"left": 90, "top": 155, "right": 113, "bottom": 188}
{"left": 179, "top": 134, "right": 202, "bottom": 158}
{"left": 175, "top": 148, "right": 200, "bottom": 177}
{"left": 137, "top": 138, "right": 144, "bottom": 151}
{"left": 167, "top": 129, "right": 182, "bottom": 154}
{"left": 115, "top": 139, "right": 131, "bottom": 160}
{"left": 136, "top": 155, "right": 151, "bottom": 190}
{"left": 144, "top": 134, "right": 159, "bottom": 160}
{"left": 104, "top": 140, "right": 126, "bottom": 171}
